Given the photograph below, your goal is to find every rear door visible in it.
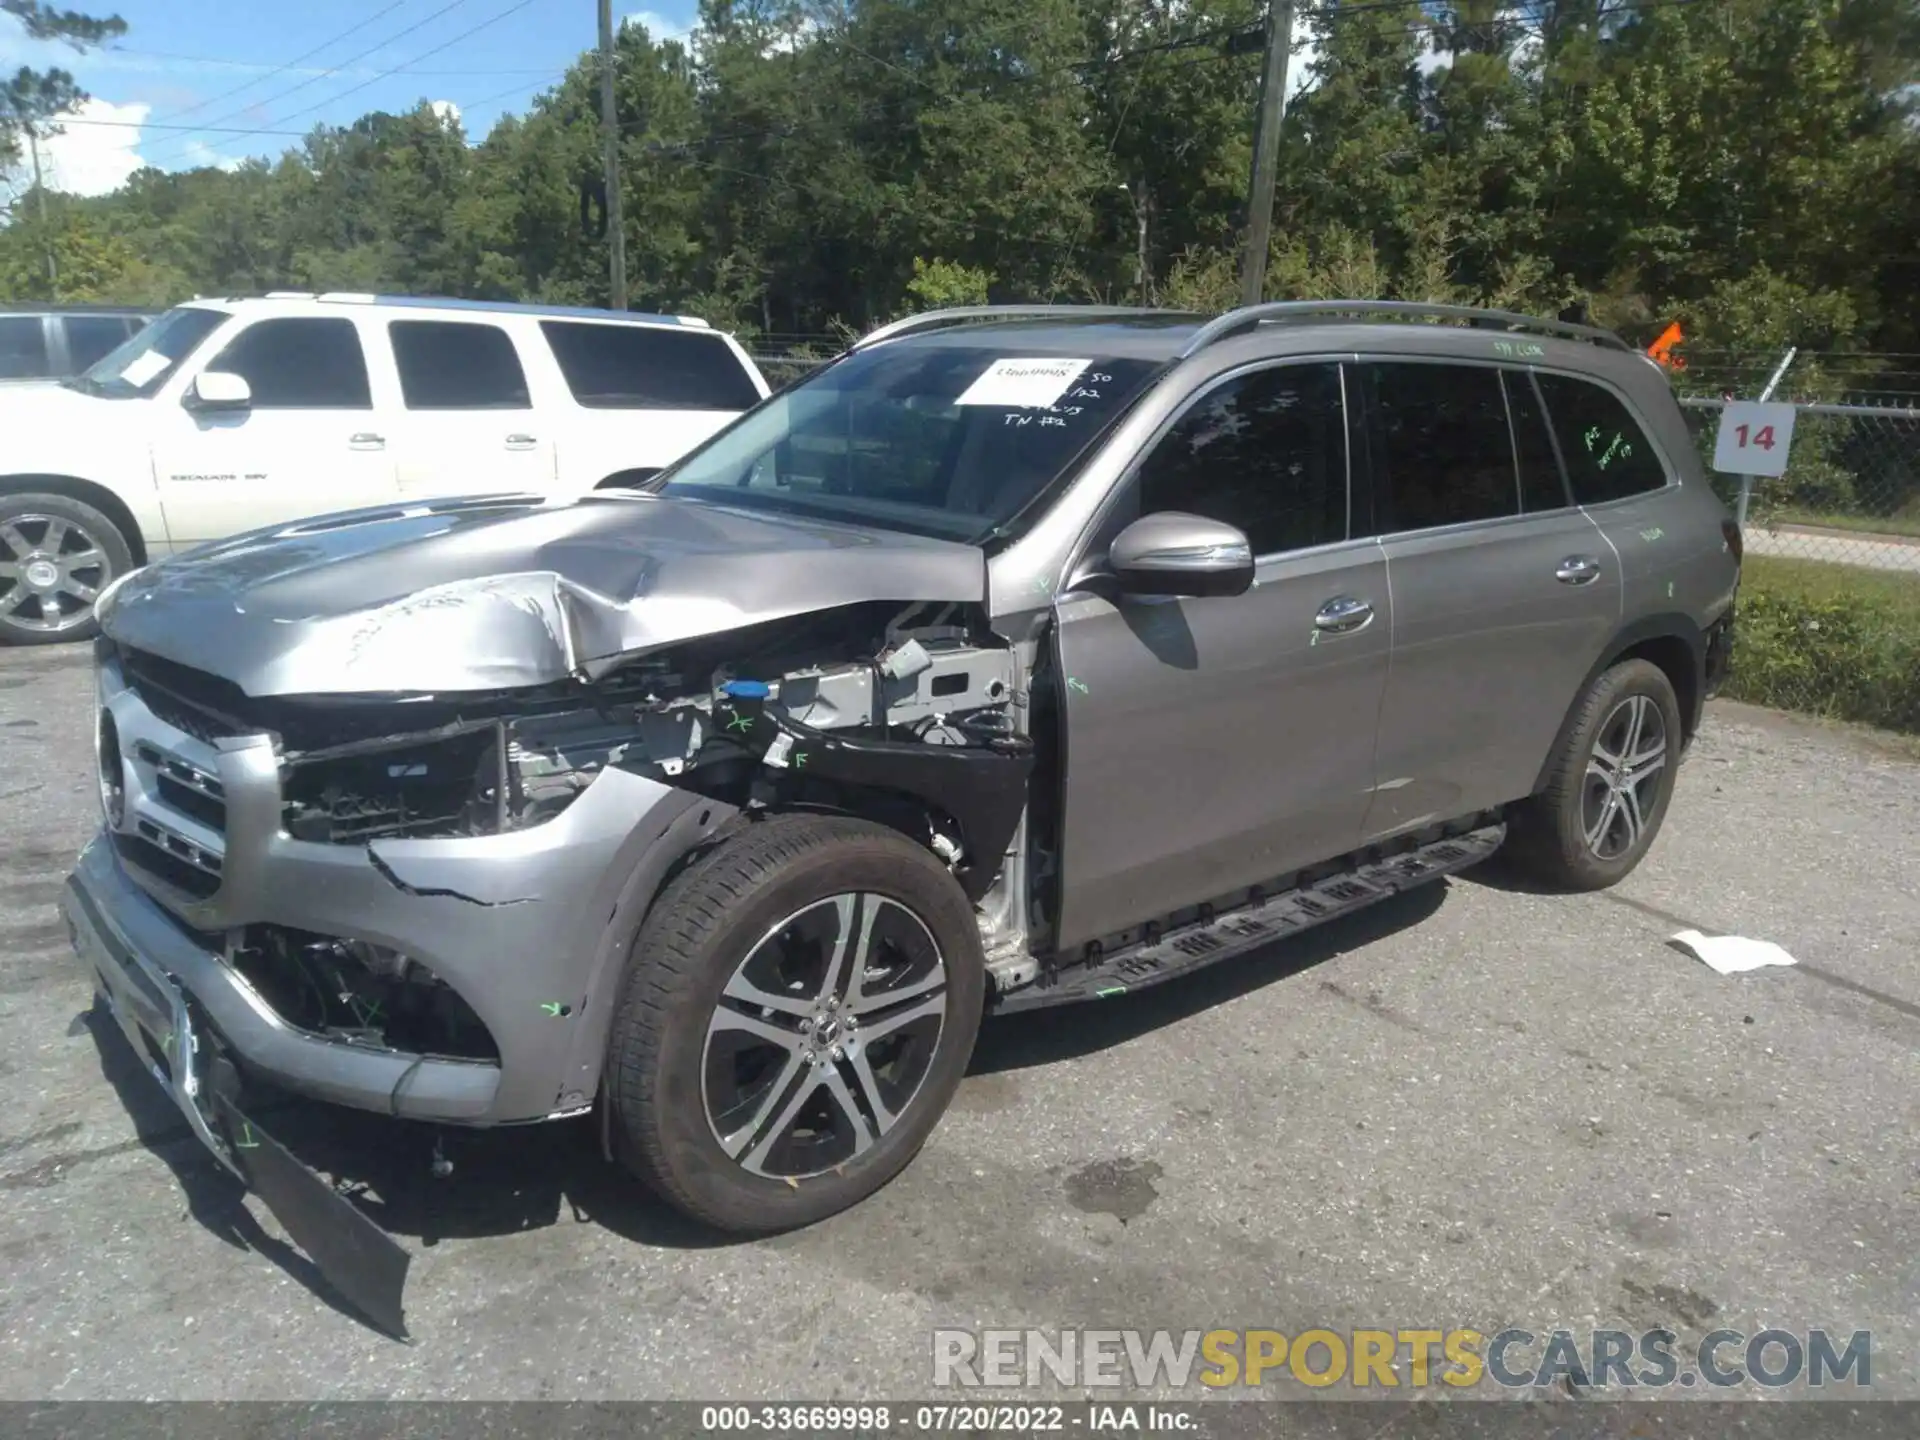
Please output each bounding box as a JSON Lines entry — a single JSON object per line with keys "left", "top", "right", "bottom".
{"left": 1357, "top": 360, "right": 1619, "bottom": 842}
{"left": 382, "top": 317, "right": 556, "bottom": 499}
{"left": 148, "top": 314, "right": 400, "bottom": 544}
{"left": 536, "top": 319, "right": 768, "bottom": 491}
{"left": 1532, "top": 370, "right": 1686, "bottom": 629}
{"left": 1053, "top": 359, "right": 1392, "bottom": 950}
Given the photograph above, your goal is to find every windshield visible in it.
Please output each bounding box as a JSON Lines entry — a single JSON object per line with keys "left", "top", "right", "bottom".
{"left": 69, "top": 305, "right": 230, "bottom": 398}
{"left": 655, "top": 344, "right": 1164, "bottom": 542}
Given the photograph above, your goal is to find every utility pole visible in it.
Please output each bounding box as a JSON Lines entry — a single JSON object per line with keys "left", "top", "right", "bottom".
{"left": 597, "top": 0, "right": 628, "bottom": 310}
{"left": 1238, "top": 0, "right": 1294, "bottom": 308}
{"left": 27, "top": 125, "right": 58, "bottom": 299}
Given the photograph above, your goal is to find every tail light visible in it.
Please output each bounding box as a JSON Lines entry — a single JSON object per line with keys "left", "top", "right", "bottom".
{"left": 1721, "top": 517, "right": 1743, "bottom": 564}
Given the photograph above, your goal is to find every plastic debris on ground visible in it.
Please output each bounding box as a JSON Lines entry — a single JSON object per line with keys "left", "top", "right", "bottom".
{"left": 1669, "top": 929, "right": 1798, "bottom": 976}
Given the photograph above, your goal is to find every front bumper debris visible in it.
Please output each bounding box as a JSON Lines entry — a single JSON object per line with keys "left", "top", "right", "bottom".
{"left": 64, "top": 856, "right": 413, "bottom": 1337}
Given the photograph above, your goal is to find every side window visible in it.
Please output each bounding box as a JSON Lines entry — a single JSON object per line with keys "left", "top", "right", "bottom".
{"left": 0, "top": 316, "right": 49, "bottom": 379}
{"left": 540, "top": 321, "right": 762, "bottom": 411}
{"left": 1134, "top": 362, "right": 1348, "bottom": 556}
{"left": 205, "top": 317, "right": 371, "bottom": 409}
{"left": 390, "top": 320, "right": 531, "bottom": 409}
{"left": 1363, "top": 362, "right": 1518, "bottom": 532}
{"left": 66, "top": 315, "right": 137, "bottom": 371}
{"left": 1534, "top": 372, "right": 1669, "bottom": 504}
{"left": 1503, "top": 370, "right": 1570, "bottom": 513}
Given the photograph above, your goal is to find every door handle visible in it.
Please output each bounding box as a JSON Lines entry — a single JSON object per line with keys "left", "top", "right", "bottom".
{"left": 505, "top": 434, "right": 538, "bottom": 451}
{"left": 349, "top": 432, "right": 385, "bottom": 451}
{"left": 1313, "top": 595, "right": 1374, "bottom": 633}
{"left": 1556, "top": 555, "right": 1602, "bottom": 585}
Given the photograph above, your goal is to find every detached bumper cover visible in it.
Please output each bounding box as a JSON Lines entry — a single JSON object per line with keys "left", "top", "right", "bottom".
{"left": 65, "top": 858, "right": 413, "bottom": 1336}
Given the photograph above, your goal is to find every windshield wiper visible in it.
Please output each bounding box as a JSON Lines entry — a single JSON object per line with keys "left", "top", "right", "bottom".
{"left": 60, "top": 374, "right": 111, "bottom": 397}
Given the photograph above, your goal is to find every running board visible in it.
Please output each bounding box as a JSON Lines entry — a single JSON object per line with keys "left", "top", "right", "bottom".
{"left": 994, "top": 822, "right": 1506, "bottom": 1012}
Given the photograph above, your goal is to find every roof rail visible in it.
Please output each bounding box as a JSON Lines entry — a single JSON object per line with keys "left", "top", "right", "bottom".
{"left": 853, "top": 304, "right": 1186, "bottom": 351}
{"left": 1176, "top": 300, "right": 1635, "bottom": 359}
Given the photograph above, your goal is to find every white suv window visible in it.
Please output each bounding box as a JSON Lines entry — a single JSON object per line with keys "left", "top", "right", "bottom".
{"left": 205, "top": 317, "right": 372, "bottom": 409}
{"left": 390, "top": 320, "right": 531, "bottom": 409}
{"left": 540, "top": 320, "right": 760, "bottom": 411}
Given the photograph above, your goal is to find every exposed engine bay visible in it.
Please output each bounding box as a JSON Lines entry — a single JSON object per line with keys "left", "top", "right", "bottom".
{"left": 265, "top": 599, "right": 1033, "bottom": 884}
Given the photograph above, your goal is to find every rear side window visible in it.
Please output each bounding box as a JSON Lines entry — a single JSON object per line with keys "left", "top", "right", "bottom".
{"left": 206, "top": 317, "right": 371, "bottom": 409}
{"left": 390, "top": 320, "right": 530, "bottom": 409}
{"left": 1362, "top": 362, "right": 1518, "bottom": 531}
{"left": 1136, "top": 362, "right": 1348, "bottom": 556}
{"left": 1503, "top": 371, "right": 1570, "bottom": 512}
{"left": 1534, "top": 372, "right": 1669, "bottom": 504}
{"left": 66, "top": 315, "right": 136, "bottom": 371}
{"left": 540, "top": 321, "right": 760, "bottom": 411}
{"left": 0, "top": 316, "right": 49, "bottom": 379}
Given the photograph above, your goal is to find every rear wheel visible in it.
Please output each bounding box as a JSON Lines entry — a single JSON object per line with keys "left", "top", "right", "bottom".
{"left": 1506, "top": 658, "right": 1683, "bottom": 891}
{"left": 0, "top": 492, "right": 133, "bottom": 645}
{"left": 606, "top": 813, "right": 984, "bottom": 1233}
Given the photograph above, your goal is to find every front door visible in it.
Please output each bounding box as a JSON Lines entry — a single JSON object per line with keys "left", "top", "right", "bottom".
{"left": 1354, "top": 360, "right": 1621, "bottom": 840}
{"left": 382, "top": 316, "right": 557, "bottom": 499}
{"left": 149, "top": 315, "right": 398, "bottom": 546}
{"left": 1053, "top": 360, "right": 1391, "bottom": 952}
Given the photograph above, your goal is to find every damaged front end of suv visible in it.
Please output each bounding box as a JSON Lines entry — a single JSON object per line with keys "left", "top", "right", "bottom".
{"left": 65, "top": 486, "right": 1043, "bottom": 1334}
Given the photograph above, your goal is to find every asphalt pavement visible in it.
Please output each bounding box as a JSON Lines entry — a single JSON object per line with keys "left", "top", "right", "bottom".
{"left": 1, "top": 639, "right": 1916, "bottom": 1402}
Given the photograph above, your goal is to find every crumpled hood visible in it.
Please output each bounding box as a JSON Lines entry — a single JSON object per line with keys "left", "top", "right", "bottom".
{"left": 99, "top": 491, "right": 985, "bottom": 696}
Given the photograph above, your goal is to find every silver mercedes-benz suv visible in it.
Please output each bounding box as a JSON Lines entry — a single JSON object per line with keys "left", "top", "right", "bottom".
{"left": 63, "top": 301, "right": 1739, "bottom": 1331}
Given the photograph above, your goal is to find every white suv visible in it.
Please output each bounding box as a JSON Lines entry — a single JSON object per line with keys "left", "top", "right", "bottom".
{"left": 0, "top": 292, "right": 771, "bottom": 644}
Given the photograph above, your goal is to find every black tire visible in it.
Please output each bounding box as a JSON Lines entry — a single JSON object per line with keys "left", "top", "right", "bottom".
{"left": 606, "top": 812, "right": 984, "bottom": 1233}
{"left": 0, "top": 491, "right": 134, "bottom": 646}
{"left": 1506, "top": 658, "right": 1684, "bottom": 891}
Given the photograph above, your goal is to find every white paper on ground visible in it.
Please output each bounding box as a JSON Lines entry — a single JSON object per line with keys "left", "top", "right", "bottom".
{"left": 955, "top": 357, "right": 1090, "bottom": 409}
{"left": 1670, "top": 929, "right": 1798, "bottom": 976}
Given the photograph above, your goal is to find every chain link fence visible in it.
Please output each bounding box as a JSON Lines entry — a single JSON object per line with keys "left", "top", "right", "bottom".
{"left": 1676, "top": 390, "right": 1919, "bottom": 734}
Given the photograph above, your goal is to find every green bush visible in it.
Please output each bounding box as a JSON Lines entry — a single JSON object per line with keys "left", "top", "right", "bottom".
{"left": 1723, "top": 557, "right": 1920, "bottom": 734}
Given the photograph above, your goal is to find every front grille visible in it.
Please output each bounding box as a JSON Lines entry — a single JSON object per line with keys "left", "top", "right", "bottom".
{"left": 102, "top": 653, "right": 245, "bottom": 908}
{"left": 116, "top": 646, "right": 252, "bottom": 743}
{"left": 112, "top": 830, "right": 221, "bottom": 899}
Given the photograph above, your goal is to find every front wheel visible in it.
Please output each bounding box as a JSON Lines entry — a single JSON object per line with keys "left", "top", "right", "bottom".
{"left": 0, "top": 492, "right": 134, "bottom": 645}
{"left": 1506, "top": 657, "right": 1684, "bottom": 891}
{"left": 606, "top": 813, "right": 984, "bottom": 1233}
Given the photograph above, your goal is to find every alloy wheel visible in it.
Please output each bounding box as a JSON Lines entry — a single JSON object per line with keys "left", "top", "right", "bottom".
{"left": 1582, "top": 693, "right": 1668, "bottom": 860}
{"left": 702, "top": 892, "right": 948, "bottom": 1180}
{"left": 0, "top": 513, "right": 113, "bottom": 635}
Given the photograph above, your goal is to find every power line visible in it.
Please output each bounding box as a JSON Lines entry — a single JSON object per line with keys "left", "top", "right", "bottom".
{"left": 145, "top": 1, "right": 415, "bottom": 125}
{"left": 104, "top": 45, "right": 564, "bottom": 77}
{"left": 138, "top": 0, "right": 485, "bottom": 165}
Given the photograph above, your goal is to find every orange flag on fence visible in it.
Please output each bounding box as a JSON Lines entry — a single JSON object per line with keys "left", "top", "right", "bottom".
{"left": 1647, "top": 321, "right": 1686, "bottom": 370}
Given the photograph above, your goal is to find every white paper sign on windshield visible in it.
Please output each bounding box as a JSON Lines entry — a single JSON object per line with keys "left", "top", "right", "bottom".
{"left": 118, "top": 350, "right": 171, "bottom": 387}
{"left": 955, "top": 357, "right": 1091, "bottom": 410}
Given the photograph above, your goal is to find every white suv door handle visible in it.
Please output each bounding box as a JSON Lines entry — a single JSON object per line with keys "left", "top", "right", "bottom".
{"left": 1556, "top": 555, "right": 1602, "bottom": 585}
{"left": 349, "top": 432, "right": 385, "bottom": 450}
{"left": 505, "top": 434, "right": 538, "bottom": 451}
{"left": 1313, "top": 595, "right": 1374, "bottom": 633}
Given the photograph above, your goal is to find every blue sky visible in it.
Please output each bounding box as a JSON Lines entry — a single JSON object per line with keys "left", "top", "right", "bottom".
{"left": 1, "top": 0, "right": 702, "bottom": 195}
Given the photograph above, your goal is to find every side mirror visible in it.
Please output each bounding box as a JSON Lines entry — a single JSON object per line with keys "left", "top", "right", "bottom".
{"left": 1107, "top": 512, "right": 1255, "bottom": 598}
{"left": 185, "top": 371, "right": 251, "bottom": 411}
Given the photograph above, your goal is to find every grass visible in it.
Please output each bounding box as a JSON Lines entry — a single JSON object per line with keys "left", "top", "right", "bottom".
{"left": 1724, "top": 555, "right": 1920, "bottom": 735}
